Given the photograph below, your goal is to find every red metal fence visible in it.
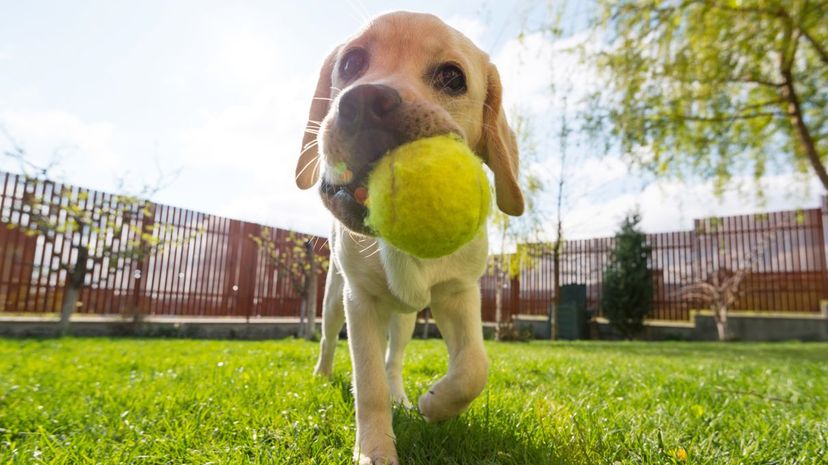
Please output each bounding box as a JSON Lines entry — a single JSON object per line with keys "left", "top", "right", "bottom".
{"left": 1, "top": 171, "right": 826, "bottom": 322}
{"left": 482, "top": 205, "right": 828, "bottom": 321}
{"left": 0, "top": 172, "right": 326, "bottom": 319}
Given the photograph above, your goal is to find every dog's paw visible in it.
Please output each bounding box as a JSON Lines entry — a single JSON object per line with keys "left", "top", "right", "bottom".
{"left": 356, "top": 454, "right": 399, "bottom": 465}
{"left": 355, "top": 444, "right": 399, "bottom": 465}
{"left": 389, "top": 383, "right": 412, "bottom": 409}
{"left": 418, "top": 388, "right": 468, "bottom": 423}
{"left": 312, "top": 363, "right": 332, "bottom": 378}
{"left": 391, "top": 392, "right": 413, "bottom": 410}
{"left": 354, "top": 435, "right": 398, "bottom": 465}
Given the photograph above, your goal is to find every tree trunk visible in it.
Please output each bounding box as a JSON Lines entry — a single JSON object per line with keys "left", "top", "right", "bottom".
{"left": 551, "top": 248, "right": 561, "bottom": 340}
{"left": 780, "top": 67, "right": 828, "bottom": 191}
{"left": 305, "top": 272, "right": 317, "bottom": 340}
{"left": 494, "top": 265, "right": 503, "bottom": 341}
{"left": 59, "top": 287, "right": 80, "bottom": 336}
{"left": 301, "top": 241, "right": 317, "bottom": 340}
{"left": 298, "top": 292, "right": 307, "bottom": 338}
{"left": 59, "top": 245, "right": 88, "bottom": 337}
{"left": 714, "top": 304, "right": 728, "bottom": 342}
{"left": 421, "top": 309, "right": 430, "bottom": 339}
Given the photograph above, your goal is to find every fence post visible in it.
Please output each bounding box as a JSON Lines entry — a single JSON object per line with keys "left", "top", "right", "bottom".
{"left": 510, "top": 275, "right": 520, "bottom": 319}
{"left": 222, "top": 220, "right": 242, "bottom": 315}
{"left": 238, "top": 222, "right": 260, "bottom": 322}
{"left": 130, "top": 203, "right": 155, "bottom": 320}
{"left": 822, "top": 196, "right": 828, "bottom": 271}
{"left": 821, "top": 196, "right": 828, "bottom": 290}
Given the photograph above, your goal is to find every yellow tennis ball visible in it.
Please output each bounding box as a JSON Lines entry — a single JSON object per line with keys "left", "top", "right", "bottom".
{"left": 365, "top": 135, "right": 491, "bottom": 258}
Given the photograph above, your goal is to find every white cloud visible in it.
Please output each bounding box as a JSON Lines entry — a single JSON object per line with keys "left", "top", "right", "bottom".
{"left": 209, "top": 30, "right": 282, "bottom": 90}
{"left": 444, "top": 15, "right": 487, "bottom": 45}
{"left": 494, "top": 33, "right": 554, "bottom": 114}
{"left": 556, "top": 174, "right": 824, "bottom": 240}
{"left": 0, "top": 94, "right": 336, "bottom": 237}
{"left": 0, "top": 33, "right": 334, "bottom": 237}
{"left": 0, "top": 110, "right": 123, "bottom": 189}
{"left": 168, "top": 71, "right": 332, "bottom": 235}
{"left": 494, "top": 30, "right": 600, "bottom": 116}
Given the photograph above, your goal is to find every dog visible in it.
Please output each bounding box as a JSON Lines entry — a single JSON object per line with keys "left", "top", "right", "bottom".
{"left": 294, "top": 11, "right": 523, "bottom": 464}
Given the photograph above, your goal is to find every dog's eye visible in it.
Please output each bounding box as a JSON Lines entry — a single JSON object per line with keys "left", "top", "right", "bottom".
{"left": 432, "top": 64, "right": 466, "bottom": 96}
{"left": 340, "top": 48, "right": 367, "bottom": 81}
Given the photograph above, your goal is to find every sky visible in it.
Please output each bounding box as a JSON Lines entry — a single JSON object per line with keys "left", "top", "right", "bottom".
{"left": 0, "top": 0, "right": 824, "bottom": 241}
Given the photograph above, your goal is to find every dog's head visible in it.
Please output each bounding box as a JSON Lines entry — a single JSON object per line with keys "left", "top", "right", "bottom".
{"left": 295, "top": 11, "right": 524, "bottom": 234}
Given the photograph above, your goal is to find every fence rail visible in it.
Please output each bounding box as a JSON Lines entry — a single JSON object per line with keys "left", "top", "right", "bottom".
{"left": 0, "top": 172, "right": 826, "bottom": 323}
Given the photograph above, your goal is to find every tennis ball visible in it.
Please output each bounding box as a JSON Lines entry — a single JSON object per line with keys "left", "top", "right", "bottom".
{"left": 364, "top": 135, "right": 491, "bottom": 259}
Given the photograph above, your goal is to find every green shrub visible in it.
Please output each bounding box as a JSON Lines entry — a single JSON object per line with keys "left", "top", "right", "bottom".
{"left": 601, "top": 212, "right": 653, "bottom": 338}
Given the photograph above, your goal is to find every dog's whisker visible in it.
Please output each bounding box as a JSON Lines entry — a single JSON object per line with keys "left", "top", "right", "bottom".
{"left": 295, "top": 153, "right": 320, "bottom": 181}
{"left": 311, "top": 236, "right": 325, "bottom": 251}
{"left": 363, "top": 246, "right": 381, "bottom": 259}
{"left": 310, "top": 157, "right": 322, "bottom": 183}
{"left": 359, "top": 240, "right": 379, "bottom": 255}
{"left": 301, "top": 139, "right": 319, "bottom": 153}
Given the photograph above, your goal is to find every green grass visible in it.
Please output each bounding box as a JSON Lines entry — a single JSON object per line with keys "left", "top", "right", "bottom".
{"left": 1, "top": 338, "right": 826, "bottom": 464}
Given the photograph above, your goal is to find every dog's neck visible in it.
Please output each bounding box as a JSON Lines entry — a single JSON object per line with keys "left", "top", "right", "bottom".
{"left": 332, "top": 223, "right": 488, "bottom": 311}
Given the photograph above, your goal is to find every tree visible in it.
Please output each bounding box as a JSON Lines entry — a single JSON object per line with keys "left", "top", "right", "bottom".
{"left": 549, "top": 93, "right": 573, "bottom": 341}
{"left": 3, "top": 128, "right": 196, "bottom": 335}
{"left": 582, "top": 0, "right": 827, "bottom": 194}
{"left": 601, "top": 212, "right": 653, "bottom": 338}
{"left": 488, "top": 111, "right": 546, "bottom": 341}
{"left": 22, "top": 184, "right": 198, "bottom": 334}
{"left": 678, "top": 214, "right": 798, "bottom": 341}
{"left": 251, "top": 228, "right": 328, "bottom": 340}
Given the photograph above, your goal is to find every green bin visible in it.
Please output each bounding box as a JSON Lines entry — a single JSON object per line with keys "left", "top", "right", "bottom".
{"left": 553, "top": 284, "right": 587, "bottom": 340}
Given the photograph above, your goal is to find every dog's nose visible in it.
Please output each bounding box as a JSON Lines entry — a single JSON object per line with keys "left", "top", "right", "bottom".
{"left": 337, "top": 84, "right": 402, "bottom": 133}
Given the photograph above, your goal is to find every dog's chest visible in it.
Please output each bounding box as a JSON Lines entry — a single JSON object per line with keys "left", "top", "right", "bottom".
{"left": 334, "top": 225, "right": 488, "bottom": 311}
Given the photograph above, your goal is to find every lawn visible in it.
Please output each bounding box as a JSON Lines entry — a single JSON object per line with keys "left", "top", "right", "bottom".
{"left": 0, "top": 338, "right": 826, "bottom": 464}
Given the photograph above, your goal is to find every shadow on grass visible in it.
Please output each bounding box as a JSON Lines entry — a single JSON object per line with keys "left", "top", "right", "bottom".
{"left": 325, "top": 373, "right": 570, "bottom": 464}
{"left": 392, "top": 403, "right": 569, "bottom": 465}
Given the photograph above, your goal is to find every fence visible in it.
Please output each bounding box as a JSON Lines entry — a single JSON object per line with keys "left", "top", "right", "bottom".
{"left": 0, "top": 172, "right": 327, "bottom": 319}
{"left": 482, "top": 205, "right": 828, "bottom": 321}
{"left": 1, "top": 171, "right": 826, "bottom": 322}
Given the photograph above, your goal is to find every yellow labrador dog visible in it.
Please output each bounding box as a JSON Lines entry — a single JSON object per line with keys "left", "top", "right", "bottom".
{"left": 295, "top": 11, "right": 523, "bottom": 464}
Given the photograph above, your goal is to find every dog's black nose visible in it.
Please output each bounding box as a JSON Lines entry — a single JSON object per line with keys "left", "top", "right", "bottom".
{"left": 337, "top": 84, "right": 402, "bottom": 133}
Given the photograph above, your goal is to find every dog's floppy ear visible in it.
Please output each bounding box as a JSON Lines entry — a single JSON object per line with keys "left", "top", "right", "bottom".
{"left": 296, "top": 47, "right": 339, "bottom": 190}
{"left": 479, "top": 63, "right": 524, "bottom": 216}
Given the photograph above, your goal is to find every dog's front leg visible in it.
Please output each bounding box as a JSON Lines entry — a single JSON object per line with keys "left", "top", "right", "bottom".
{"left": 418, "top": 285, "right": 488, "bottom": 422}
{"left": 314, "top": 260, "right": 346, "bottom": 377}
{"left": 385, "top": 312, "right": 416, "bottom": 408}
{"left": 346, "top": 291, "right": 398, "bottom": 465}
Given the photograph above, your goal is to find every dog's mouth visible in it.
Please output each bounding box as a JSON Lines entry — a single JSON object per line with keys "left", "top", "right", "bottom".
{"left": 319, "top": 176, "right": 373, "bottom": 235}
{"left": 318, "top": 127, "right": 412, "bottom": 235}
{"left": 319, "top": 130, "right": 467, "bottom": 235}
